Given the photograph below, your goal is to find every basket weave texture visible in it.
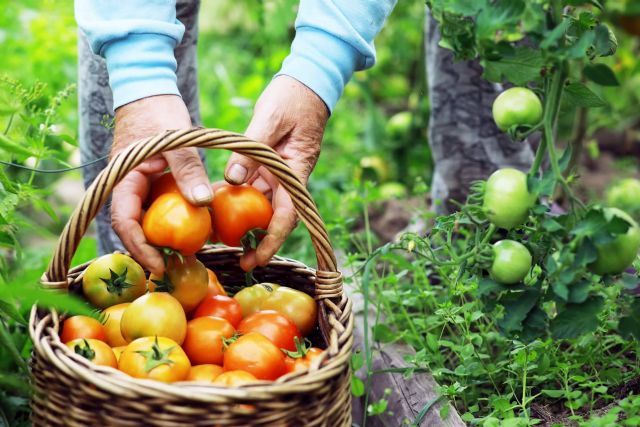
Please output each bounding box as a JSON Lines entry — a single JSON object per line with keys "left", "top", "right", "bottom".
{"left": 28, "top": 128, "right": 354, "bottom": 426}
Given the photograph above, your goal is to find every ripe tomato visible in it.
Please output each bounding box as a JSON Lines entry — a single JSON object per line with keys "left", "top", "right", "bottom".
{"left": 237, "top": 310, "right": 302, "bottom": 352}
{"left": 590, "top": 208, "right": 640, "bottom": 275}
{"left": 483, "top": 168, "right": 535, "bottom": 230}
{"left": 233, "top": 283, "right": 280, "bottom": 318}
{"left": 148, "top": 255, "right": 209, "bottom": 313}
{"left": 118, "top": 336, "right": 190, "bottom": 383}
{"left": 211, "top": 185, "right": 273, "bottom": 247}
{"left": 148, "top": 172, "right": 180, "bottom": 204}
{"left": 82, "top": 254, "right": 146, "bottom": 309}
{"left": 193, "top": 295, "right": 243, "bottom": 328}
{"left": 489, "top": 240, "right": 532, "bottom": 285}
{"left": 186, "top": 364, "right": 224, "bottom": 383}
{"left": 142, "top": 192, "right": 211, "bottom": 256}
{"left": 60, "top": 316, "right": 106, "bottom": 344}
{"left": 261, "top": 287, "right": 317, "bottom": 336}
{"left": 182, "top": 317, "right": 235, "bottom": 365}
{"left": 120, "top": 292, "right": 187, "bottom": 344}
{"left": 207, "top": 268, "right": 227, "bottom": 297}
{"left": 112, "top": 345, "right": 126, "bottom": 361}
{"left": 492, "top": 87, "right": 543, "bottom": 132}
{"left": 102, "top": 303, "right": 130, "bottom": 347}
{"left": 223, "top": 332, "right": 286, "bottom": 380}
{"left": 213, "top": 370, "right": 257, "bottom": 387}
{"left": 285, "top": 348, "right": 324, "bottom": 373}
{"left": 67, "top": 338, "right": 117, "bottom": 368}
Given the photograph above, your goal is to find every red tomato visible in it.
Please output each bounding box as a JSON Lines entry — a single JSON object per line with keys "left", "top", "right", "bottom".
{"left": 182, "top": 317, "right": 235, "bottom": 365}
{"left": 207, "top": 269, "right": 227, "bottom": 297}
{"left": 60, "top": 316, "right": 106, "bottom": 344}
{"left": 211, "top": 185, "right": 273, "bottom": 247}
{"left": 285, "top": 347, "right": 324, "bottom": 373}
{"left": 237, "top": 310, "right": 302, "bottom": 352}
{"left": 193, "top": 295, "right": 243, "bottom": 328}
{"left": 223, "top": 332, "right": 287, "bottom": 380}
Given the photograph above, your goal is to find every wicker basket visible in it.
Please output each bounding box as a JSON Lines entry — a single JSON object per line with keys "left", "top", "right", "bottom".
{"left": 28, "top": 128, "right": 354, "bottom": 427}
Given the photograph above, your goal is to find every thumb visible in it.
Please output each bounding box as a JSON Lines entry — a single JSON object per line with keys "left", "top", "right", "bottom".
{"left": 225, "top": 110, "right": 289, "bottom": 185}
{"left": 164, "top": 147, "right": 212, "bottom": 205}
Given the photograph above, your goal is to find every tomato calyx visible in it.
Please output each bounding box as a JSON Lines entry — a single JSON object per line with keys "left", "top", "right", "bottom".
{"left": 99, "top": 268, "right": 132, "bottom": 296}
{"left": 150, "top": 274, "right": 175, "bottom": 293}
{"left": 135, "top": 336, "right": 176, "bottom": 373}
{"left": 240, "top": 228, "right": 268, "bottom": 252}
{"left": 282, "top": 337, "right": 312, "bottom": 359}
{"left": 222, "top": 333, "right": 240, "bottom": 350}
{"left": 72, "top": 339, "right": 96, "bottom": 361}
{"left": 153, "top": 246, "right": 185, "bottom": 266}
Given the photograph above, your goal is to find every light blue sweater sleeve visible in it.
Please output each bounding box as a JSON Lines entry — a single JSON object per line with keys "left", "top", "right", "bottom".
{"left": 75, "top": 0, "right": 184, "bottom": 109}
{"left": 277, "top": 0, "right": 397, "bottom": 113}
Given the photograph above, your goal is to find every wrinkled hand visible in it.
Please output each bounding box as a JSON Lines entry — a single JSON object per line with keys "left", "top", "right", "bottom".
{"left": 225, "top": 75, "right": 329, "bottom": 271}
{"left": 110, "top": 95, "right": 211, "bottom": 275}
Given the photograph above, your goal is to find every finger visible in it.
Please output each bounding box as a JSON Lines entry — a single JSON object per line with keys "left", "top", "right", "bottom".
{"left": 164, "top": 148, "right": 212, "bottom": 205}
{"left": 135, "top": 156, "right": 168, "bottom": 175}
{"left": 239, "top": 249, "right": 258, "bottom": 272}
{"left": 111, "top": 170, "right": 165, "bottom": 275}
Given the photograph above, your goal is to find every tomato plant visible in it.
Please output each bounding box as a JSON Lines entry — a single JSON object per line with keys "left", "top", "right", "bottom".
{"left": 66, "top": 338, "right": 117, "bottom": 368}
{"left": 60, "top": 316, "right": 106, "bottom": 344}
{"left": 142, "top": 192, "right": 211, "bottom": 255}
{"left": 148, "top": 255, "right": 209, "bottom": 313}
{"left": 483, "top": 168, "right": 535, "bottom": 230}
{"left": 237, "top": 310, "right": 302, "bottom": 352}
{"left": 492, "top": 87, "right": 543, "bottom": 132}
{"left": 182, "top": 316, "right": 235, "bottom": 365}
{"left": 211, "top": 184, "right": 273, "bottom": 247}
{"left": 102, "top": 303, "right": 130, "bottom": 347}
{"left": 193, "top": 295, "right": 243, "bottom": 328}
{"left": 489, "top": 240, "right": 532, "bottom": 285}
{"left": 223, "top": 332, "right": 287, "bottom": 380}
{"left": 118, "top": 336, "right": 191, "bottom": 383}
{"left": 589, "top": 208, "right": 640, "bottom": 275}
{"left": 120, "top": 292, "right": 187, "bottom": 344}
{"left": 82, "top": 254, "right": 146, "bottom": 309}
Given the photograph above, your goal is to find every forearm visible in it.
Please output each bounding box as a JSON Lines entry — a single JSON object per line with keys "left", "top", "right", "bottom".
{"left": 75, "top": 0, "right": 184, "bottom": 109}
{"left": 277, "top": 0, "right": 397, "bottom": 112}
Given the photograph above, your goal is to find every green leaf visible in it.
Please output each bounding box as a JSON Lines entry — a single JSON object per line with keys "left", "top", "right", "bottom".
{"left": 566, "top": 30, "right": 595, "bottom": 59}
{"left": 567, "top": 280, "right": 591, "bottom": 304}
{"left": 498, "top": 289, "right": 540, "bottom": 334}
{"left": 563, "top": 82, "right": 607, "bottom": 108}
{"left": 593, "top": 24, "right": 617, "bottom": 57}
{"left": 476, "top": 0, "right": 525, "bottom": 40}
{"left": 351, "top": 351, "right": 364, "bottom": 371}
{"left": 542, "top": 218, "right": 563, "bottom": 232}
{"left": 584, "top": 63, "right": 620, "bottom": 87}
{"left": 477, "top": 278, "right": 508, "bottom": 296}
{"left": 521, "top": 307, "right": 548, "bottom": 341}
{"left": 0, "top": 134, "right": 36, "bottom": 158}
{"left": 541, "top": 389, "right": 565, "bottom": 398}
{"left": 550, "top": 297, "right": 604, "bottom": 339}
{"left": 351, "top": 376, "right": 365, "bottom": 397}
{"left": 482, "top": 47, "right": 544, "bottom": 85}
{"left": 619, "top": 316, "right": 640, "bottom": 340}
{"left": 373, "top": 324, "right": 396, "bottom": 343}
{"left": 574, "top": 240, "right": 598, "bottom": 267}
{"left": 540, "top": 18, "right": 571, "bottom": 49}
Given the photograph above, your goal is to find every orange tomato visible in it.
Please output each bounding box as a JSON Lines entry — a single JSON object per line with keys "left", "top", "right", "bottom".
{"left": 186, "top": 364, "right": 224, "bottom": 383}
{"left": 237, "top": 310, "right": 302, "bottom": 352}
{"left": 66, "top": 338, "right": 117, "bottom": 368}
{"left": 211, "top": 185, "right": 273, "bottom": 247}
{"left": 112, "top": 345, "right": 127, "bottom": 361}
{"left": 142, "top": 192, "right": 211, "bottom": 256}
{"left": 285, "top": 347, "right": 324, "bottom": 373}
{"left": 148, "top": 255, "right": 209, "bottom": 313}
{"left": 149, "top": 172, "right": 180, "bottom": 204}
{"left": 260, "top": 287, "right": 318, "bottom": 336}
{"left": 223, "top": 332, "right": 286, "bottom": 380}
{"left": 102, "top": 303, "right": 129, "bottom": 347}
{"left": 118, "top": 336, "right": 191, "bottom": 383}
{"left": 60, "top": 316, "right": 106, "bottom": 344}
{"left": 182, "top": 317, "right": 235, "bottom": 365}
{"left": 193, "top": 295, "right": 243, "bottom": 328}
{"left": 120, "top": 292, "right": 187, "bottom": 344}
{"left": 207, "top": 269, "right": 227, "bottom": 297}
{"left": 213, "top": 370, "right": 257, "bottom": 387}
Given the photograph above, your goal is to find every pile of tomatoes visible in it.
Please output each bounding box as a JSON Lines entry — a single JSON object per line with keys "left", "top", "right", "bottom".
{"left": 60, "top": 174, "right": 323, "bottom": 385}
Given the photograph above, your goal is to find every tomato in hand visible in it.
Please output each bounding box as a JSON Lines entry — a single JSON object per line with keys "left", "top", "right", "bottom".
{"left": 148, "top": 255, "right": 209, "bottom": 313}
{"left": 211, "top": 185, "right": 273, "bottom": 247}
{"left": 102, "top": 303, "right": 130, "bottom": 347}
{"left": 223, "top": 332, "right": 286, "bottom": 380}
{"left": 142, "top": 192, "right": 211, "bottom": 256}
{"left": 186, "top": 364, "right": 224, "bottom": 383}
{"left": 213, "top": 370, "right": 257, "bottom": 387}
{"left": 492, "top": 87, "right": 543, "bottom": 132}
{"left": 60, "top": 316, "right": 106, "bottom": 344}
{"left": 206, "top": 268, "right": 227, "bottom": 297}
{"left": 120, "top": 292, "right": 187, "bottom": 344}
{"left": 590, "top": 208, "right": 640, "bottom": 275}
{"left": 261, "top": 287, "right": 317, "bottom": 336}
{"left": 148, "top": 172, "right": 180, "bottom": 204}
{"left": 483, "top": 168, "right": 535, "bottom": 230}
{"left": 238, "top": 310, "right": 302, "bottom": 352}
{"left": 489, "top": 240, "right": 532, "bottom": 285}
{"left": 118, "top": 336, "right": 190, "bottom": 383}
{"left": 82, "top": 254, "right": 146, "bottom": 309}
{"left": 233, "top": 283, "right": 279, "bottom": 318}
{"left": 182, "top": 316, "right": 235, "bottom": 365}
{"left": 193, "top": 295, "right": 243, "bottom": 328}
{"left": 67, "top": 338, "right": 117, "bottom": 368}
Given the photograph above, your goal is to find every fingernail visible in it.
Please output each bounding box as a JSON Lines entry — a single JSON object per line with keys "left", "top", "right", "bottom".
{"left": 227, "top": 164, "right": 247, "bottom": 184}
{"left": 192, "top": 184, "right": 213, "bottom": 204}
{"left": 252, "top": 177, "right": 271, "bottom": 194}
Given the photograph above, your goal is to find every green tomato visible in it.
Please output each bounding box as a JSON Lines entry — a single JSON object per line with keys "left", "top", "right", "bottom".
{"left": 606, "top": 178, "right": 640, "bottom": 217}
{"left": 492, "top": 87, "right": 543, "bottom": 132}
{"left": 489, "top": 240, "right": 532, "bottom": 285}
{"left": 483, "top": 168, "right": 535, "bottom": 229}
{"left": 82, "top": 254, "right": 147, "bottom": 309}
{"left": 590, "top": 208, "right": 640, "bottom": 275}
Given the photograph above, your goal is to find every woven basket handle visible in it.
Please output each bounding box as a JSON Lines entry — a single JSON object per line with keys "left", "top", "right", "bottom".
{"left": 44, "top": 128, "right": 339, "bottom": 286}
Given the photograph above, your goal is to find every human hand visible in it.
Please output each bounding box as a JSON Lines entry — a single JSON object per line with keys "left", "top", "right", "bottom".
{"left": 110, "top": 95, "right": 212, "bottom": 275}
{"left": 224, "top": 75, "right": 330, "bottom": 271}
